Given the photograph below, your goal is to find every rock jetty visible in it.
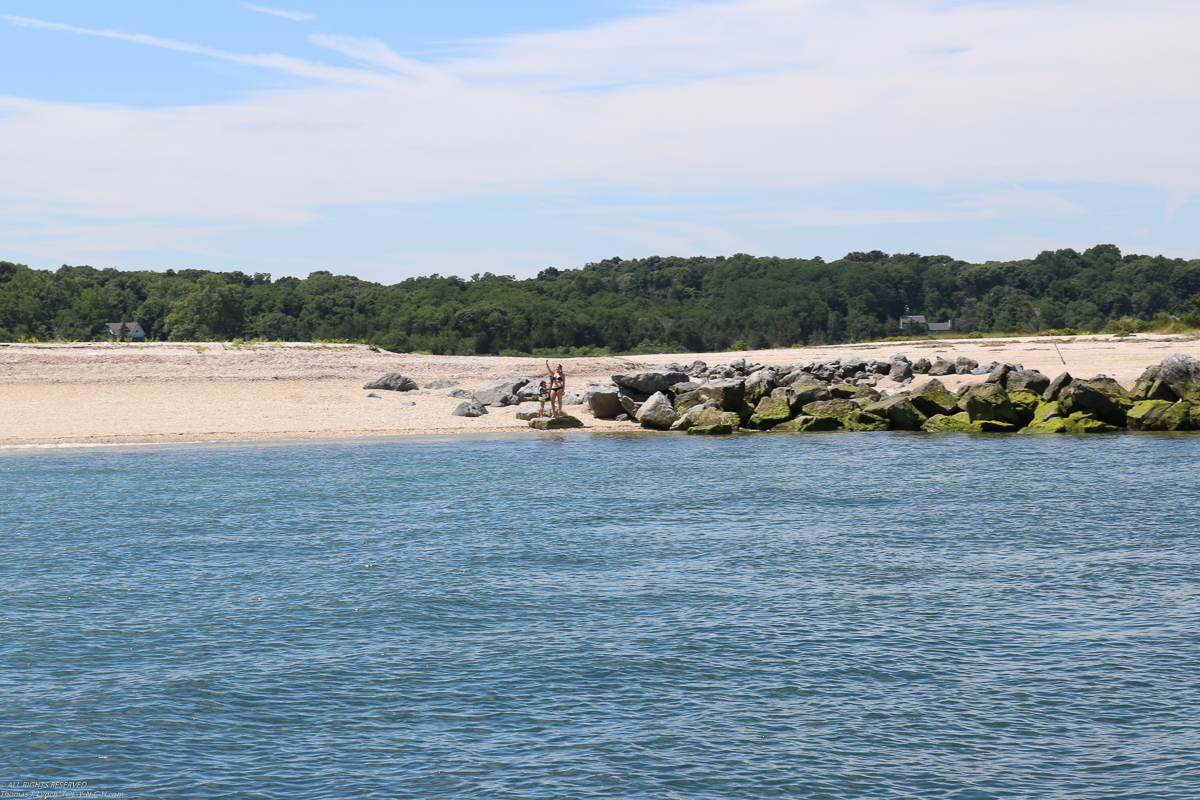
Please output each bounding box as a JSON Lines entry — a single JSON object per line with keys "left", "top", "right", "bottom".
{"left": 572, "top": 354, "right": 1200, "bottom": 435}
{"left": 368, "top": 353, "right": 1200, "bottom": 433}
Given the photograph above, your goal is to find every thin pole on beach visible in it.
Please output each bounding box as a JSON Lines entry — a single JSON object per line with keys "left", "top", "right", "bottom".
{"left": 1047, "top": 329, "right": 1066, "bottom": 365}
{"left": 1020, "top": 302, "right": 1066, "bottom": 366}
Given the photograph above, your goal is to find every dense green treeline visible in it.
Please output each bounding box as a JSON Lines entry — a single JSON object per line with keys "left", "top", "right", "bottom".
{"left": 2, "top": 244, "right": 1199, "bottom": 353}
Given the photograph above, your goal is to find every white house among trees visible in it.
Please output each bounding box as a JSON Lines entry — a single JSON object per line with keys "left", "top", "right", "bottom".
{"left": 899, "top": 315, "right": 953, "bottom": 333}
{"left": 105, "top": 322, "right": 146, "bottom": 342}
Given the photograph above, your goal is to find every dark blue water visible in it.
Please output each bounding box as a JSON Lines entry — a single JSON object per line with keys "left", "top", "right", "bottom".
{"left": 2, "top": 432, "right": 1199, "bottom": 799}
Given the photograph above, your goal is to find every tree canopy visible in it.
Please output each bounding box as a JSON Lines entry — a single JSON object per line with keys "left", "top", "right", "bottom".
{"left": 1, "top": 245, "right": 1198, "bottom": 353}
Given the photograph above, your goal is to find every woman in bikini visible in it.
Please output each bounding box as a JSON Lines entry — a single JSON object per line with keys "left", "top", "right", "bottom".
{"left": 546, "top": 361, "right": 566, "bottom": 417}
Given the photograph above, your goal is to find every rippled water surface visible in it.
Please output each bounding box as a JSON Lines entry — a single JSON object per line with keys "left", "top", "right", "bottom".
{"left": 2, "top": 432, "right": 1199, "bottom": 799}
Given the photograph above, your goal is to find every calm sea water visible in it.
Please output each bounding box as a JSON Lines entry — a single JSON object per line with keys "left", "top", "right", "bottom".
{"left": 2, "top": 431, "right": 1198, "bottom": 799}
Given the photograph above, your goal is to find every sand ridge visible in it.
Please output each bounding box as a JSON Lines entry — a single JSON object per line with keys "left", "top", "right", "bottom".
{"left": 2, "top": 334, "right": 1197, "bottom": 446}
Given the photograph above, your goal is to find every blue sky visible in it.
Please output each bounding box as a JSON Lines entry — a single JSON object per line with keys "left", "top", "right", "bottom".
{"left": 2, "top": 0, "right": 1198, "bottom": 283}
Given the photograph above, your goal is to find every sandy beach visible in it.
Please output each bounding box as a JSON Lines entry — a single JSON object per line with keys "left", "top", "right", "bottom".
{"left": 2, "top": 334, "right": 1197, "bottom": 446}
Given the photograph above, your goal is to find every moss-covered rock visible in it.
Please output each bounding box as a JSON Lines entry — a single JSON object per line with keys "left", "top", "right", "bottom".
{"left": 908, "top": 378, "right": 958, "bottom": 417}
{"left": 669, "top": 415, "right": 694, "bottom": 431}
{"left": 1129, "top": 365, "right": 1177, "bottom": 402}
{"left": 788, "top": 375, "right": 833, "bottom": 407}
{"left": 748, "top": 395, "right": 795, "bottom": 430}
{"left": 853, "top": 384, "right": 883, "bottom": 402}
{"left": 802, "top": 398, "right": 886, "bottom": 430}
{"left": 743, "top": 369, "right": 778, "bottom": 407}
{"left": 1031, "top": 401, "right": 1063, "bottom": 424}
{"left": 773, "top": 415, "right": 841, "bottom": 432}
{"left": 529, "top": 415, "right": 584, "bottom": 430}
{"left": 1018, "top": 418, "right": 1073, "bottom": 434}
{"left": 768, "top": 386, "right": 803, "bottom": 415}
{"left": 686, "top": 423, "right": 734, "bottom": 435}
{"left": 922, "top": 412, "right": 978, "bottom": 432}
{"left": 693, "top": 408, "right": 741, "bottom": 428}
{"left": 1006, "top": 390, "right": 1041, "bottom": 425}
{"left": 975, "top": 419, "right": 1018, "bottom": 432}
{"left": 842, "top": 414, "right": 889, "bottom": 432}
{"left": 922, "top": 412, "right": 1015, "bottom": 433}
{"left": 829, "top": 383, "right": 858, "bottom": 399}
{"left": 1127, "top": 399, "right": 1193, "bottom": 431}
{"left": 957, "top": 383, "right": 1021, "bottom": 425}
{"left": 1058, "top": 378, "right": 1132, "bottom": 428}
{"left": 863, "top": 396, "right": 926, "bottom": 431}
{"left": 1064, "top": 412, "right": 1121, "bottom": 433}
{"left": 802, "top": 398, "right": 860, "bottom": 418}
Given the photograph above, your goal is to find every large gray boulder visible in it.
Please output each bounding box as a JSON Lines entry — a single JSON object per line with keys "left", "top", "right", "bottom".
{"left": 670, "top": 381, "right": 705, "bottom": 396}
{"left": 912, "top": 357, "right": 931, "bottom": 374}
{"left": 1005, "top": 369, "right": 1050, "bottom": 395}
{"left": 516, "top": 380, "right": 545, "bottom": 402}
{"left": 636, "top": 392, "right": 680, "bottom": 430}
{"left": 423, "top": 379, "right": 459, "bottom": 390}
{"left": 983, "top": 363, "right": 1012, "bottom": 386}
{"left": 839, "top": 356, "right": 867, "bottom": 379}
{"left": 674, "top": 390, "right": 707, "bottom": 414}
{"left": 584, "top": 386, "right": 623, "bottom": 418}
{"left": 1042, "top": 371, "right": 1073, "bottom": 402}
{"left": 451, "top": 401, "right": 488, "bottom": 417}
{"left": 475, "top": 377, "right": 530, "bottom": 406}
{"left": 788, "top": 375, "right": 832, "bottom": 406}
{"left": 928, "top": 357, "right": 957, "bottom": 376}
{"left": 612, "top": 371, "right": 671, "bottom": 394}
{"left": 743, "top": 369, "right": 779, "bottom": 406}
{"left": 363, "top": 372, "right": 418, "bottom": 392}
{"left": 447, "top": 387, "right": 475, "bottom": 399}
{"left": 1158, "top": 354, "right": 1200, "bottom": 403}
{"left": 888, "top": 360, "right": 913, "bottom": 382}
{"left": 955, "top": 356, "right": 979, "bottom": 375}
{"left": 697, "top": 378, "right": 746, "bottom": 411}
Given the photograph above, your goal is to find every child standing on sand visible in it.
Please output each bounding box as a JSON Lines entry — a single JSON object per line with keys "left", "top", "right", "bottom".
{"left": 537, "top": 380, "right": 551, "bottom": 417}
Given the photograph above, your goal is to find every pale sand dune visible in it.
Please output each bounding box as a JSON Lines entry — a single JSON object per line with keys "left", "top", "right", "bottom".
{"left": 2, "top": 334, "right": 1197, "bottom": 446}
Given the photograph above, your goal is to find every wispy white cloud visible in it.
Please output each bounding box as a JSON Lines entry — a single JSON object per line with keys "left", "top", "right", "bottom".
{"left": 2, "top": 15, "right": 393, "bottom": 87}
{"left": 309, "top": 34, "right": 454, "bottom": 84}
{"left": 1, "top": 0, "right": 1199, "bottom": 267}
{"left": 243, "top": 4, "right": 316, "bottom": 23}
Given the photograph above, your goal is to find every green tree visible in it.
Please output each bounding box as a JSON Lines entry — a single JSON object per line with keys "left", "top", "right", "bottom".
{"left": 163, "top": 275, "right": 245, "bottom": 341}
